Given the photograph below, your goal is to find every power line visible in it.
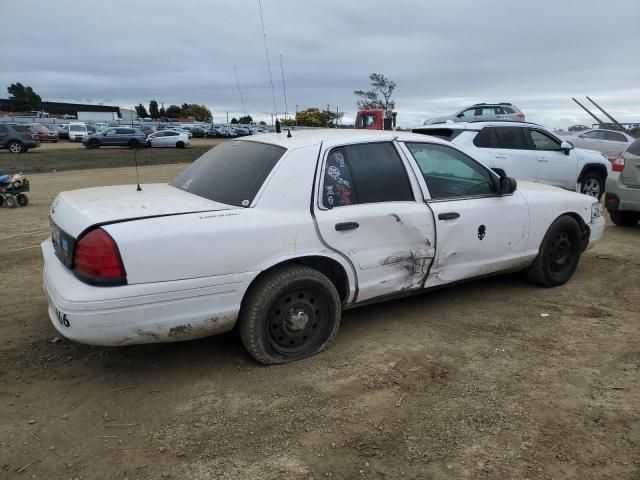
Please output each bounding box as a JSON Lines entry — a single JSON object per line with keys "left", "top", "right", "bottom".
{"left": 257, "top": 0, "right": 277, "bottom": 118}
{"left": 233, "top": 65, "right": 247, "bottom": 116}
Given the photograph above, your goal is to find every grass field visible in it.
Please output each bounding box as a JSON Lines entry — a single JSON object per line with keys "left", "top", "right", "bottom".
{"left": 0, "top": 139, "right": 223, "bottom": 174}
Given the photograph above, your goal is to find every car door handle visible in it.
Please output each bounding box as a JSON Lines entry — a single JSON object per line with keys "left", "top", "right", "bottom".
{"left": 494, "top": 154, "right": 507, "bottom": 159}
{"left": 335, "top": 222, "right": 360, "bottom": 231}
{"left": 538, "top": 158, "right": 549, "bottom": 162}
{"left": 438, "top": 212, "right": 460, "bottom": 220}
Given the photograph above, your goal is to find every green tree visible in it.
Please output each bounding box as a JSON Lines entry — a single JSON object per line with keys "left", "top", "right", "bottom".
{"left": 290, "top": 107, "right": 332, "bottom": 127}
{"left": 181, "top": 104, "right": 213, "bottom": 122}
{"left": 149, "top": 100, "right": 159, "bottom": 119}
{"left": 135, "top": 103, "right": 149, "bottom": 118}
{"left": 238, "top": 115, "right": 253, "bottom": 124}
{"left": 165, "top": 105, "right": 182, "bottom": 118}
{"left": 354, "top": 73, "right": 396, "bottom": 116}
{"left": 7, "top": 82, "right": 42, "bottom": 112}
{"left": 230, "top": 117, "right": 239, "bottom": 124}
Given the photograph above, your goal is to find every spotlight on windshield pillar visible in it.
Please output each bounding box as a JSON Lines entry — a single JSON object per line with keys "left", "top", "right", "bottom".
{"left": 275, "top": 119, "right": 281, "bottom": 134}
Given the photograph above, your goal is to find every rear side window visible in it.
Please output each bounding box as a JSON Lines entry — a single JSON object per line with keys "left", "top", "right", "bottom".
{"left": 116, "top": 128, "right": 134, "bottom": 135}
{"left": 171, "top": 141, "right": 285, "bottom": 207}
{"left": 473, "top": 127, "right": 499, "bottom": 148}
{"left": 626, "top": 139, "right": 640, "bottom": 156}
{"left": 494, "top": 127, "right": 529, "bottom": 149}
{"left": 604, "top": 131, "right": 627, "bottom": 142}
{"left": 322, "top": 142, "right": 413, "bottom": 207}
{"left": 12, "top": 125, "right": 31, "bottom": 132}
{"left": 503, "top": 106, "right": 515, "bottom": 114}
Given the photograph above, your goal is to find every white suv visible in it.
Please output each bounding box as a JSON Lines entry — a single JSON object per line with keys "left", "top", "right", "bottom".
{"left": 414, "top": 121, "right": 611, "bottom": 198}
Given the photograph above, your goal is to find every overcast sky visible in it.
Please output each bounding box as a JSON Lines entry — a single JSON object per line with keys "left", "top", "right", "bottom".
{"left": 1, "top": 0, "right": 639, "bottom": 128}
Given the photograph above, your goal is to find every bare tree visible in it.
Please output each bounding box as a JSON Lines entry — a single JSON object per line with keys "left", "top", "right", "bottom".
{"left": 354, "top": 73, "right": 396, "bottom": 116}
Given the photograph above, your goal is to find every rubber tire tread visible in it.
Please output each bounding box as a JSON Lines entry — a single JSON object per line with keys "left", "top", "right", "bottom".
{"left": 239, "top": 265, "right": 341, "bottom": 365}
{"left": 525, "top": 215, "right": 582, "bottom": 287}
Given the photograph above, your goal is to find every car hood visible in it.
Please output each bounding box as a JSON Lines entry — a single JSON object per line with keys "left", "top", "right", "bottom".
{"left": 50, "top": 183, "right": 235, "bottom": 237}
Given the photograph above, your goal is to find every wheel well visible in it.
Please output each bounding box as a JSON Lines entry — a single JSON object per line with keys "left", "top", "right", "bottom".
{"left": 248, "top": 256, "right": 350, "bottom": 303}
{"left": 561, "top": 212, "right": 590, "bottom": 251}
{"left": 578, "top": 164, "right": 607, "bottom": 183}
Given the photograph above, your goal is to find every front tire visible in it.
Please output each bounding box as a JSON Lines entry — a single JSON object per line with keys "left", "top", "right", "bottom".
{"left": 526, "top": 215, "right": 582, "bottom": 287}
{"left": 580, "top": 171, "right": 604, "bottom": 199}
{"left": 609, "top": 210, "right": 640, "bottom": 227}
{"left": 239, "top": 265, "right": 341, "bottom": 364}
{"left": 4, "top": 195, "right": 17, "bottom": 208}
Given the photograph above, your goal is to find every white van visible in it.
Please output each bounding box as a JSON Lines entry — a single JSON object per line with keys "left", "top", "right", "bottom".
{"left": 68, "top": 122, "right": 88, "bottom": 142}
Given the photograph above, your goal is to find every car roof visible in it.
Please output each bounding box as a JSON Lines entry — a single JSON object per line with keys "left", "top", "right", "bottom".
{"left": 418, "top": 120, "right": 541, "bottom": 130}
{"left": 242, "top": 128, "right": 454, "bottom": 149}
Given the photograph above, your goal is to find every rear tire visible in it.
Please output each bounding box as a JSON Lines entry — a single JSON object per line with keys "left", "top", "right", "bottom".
{"left": 580, "top": 171, "right": 604, "bottom": 199}
{"left": 8, "top": 141, "right": 24, "bottom": 154}
{"left": 16, "top": 193, "right": 29, "bottom": 207}
{"left": 176, "top": 141, "right": 185, "bottom": 149}
{"left": 239, "top": 265, "right": 341, "bottom": 364}
{"left": 609, "top": 210, "right": 640, "bottom": 227}
{"left": 526, "top": 215, "right": 582, "bottom": 287}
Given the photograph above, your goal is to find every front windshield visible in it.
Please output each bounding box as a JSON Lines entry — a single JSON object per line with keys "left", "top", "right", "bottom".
{"left": 171, "top": 141, "right": 286, "bottom": 207}
{"left": 70, "top": 125, "right": 84, "bottom": 131}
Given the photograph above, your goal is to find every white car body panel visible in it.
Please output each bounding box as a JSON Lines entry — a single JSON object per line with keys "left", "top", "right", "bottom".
{"left": 147, "top": 131, "right": 190, "bottom": 148}
{"left": 42, "top": 130, "right": 604, "bottom": 347}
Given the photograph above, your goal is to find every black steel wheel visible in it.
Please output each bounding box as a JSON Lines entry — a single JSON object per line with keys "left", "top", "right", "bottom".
{"left": 239, "top": 265, "right": 341, "bottom": 364}
{"left": 526, "top": 215, "right": 582, "bottom": 287}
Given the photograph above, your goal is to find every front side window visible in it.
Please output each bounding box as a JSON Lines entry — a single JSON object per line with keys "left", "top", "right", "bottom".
{"left": 481, "top": 107, "right": 496, "bottom": 116}
{"left": 459, "top": 108, "right": 477, "bottom": 118}
{"left": 530, "top": 129, "right": 561, "bottom": 150}
{"left": 171, "top": 141, "right": 285, "bottom": 207}
{"left": 580, "top": 130, "right": 606, "bottom": 140}
{"left": 406, "top": 143, "right": 495, "bottom": 200}
{"left": 103, "top": 128, "right": 116, "bottom": 135}
{"left": 494, "top": 126, "right": 529, "bottom": 149}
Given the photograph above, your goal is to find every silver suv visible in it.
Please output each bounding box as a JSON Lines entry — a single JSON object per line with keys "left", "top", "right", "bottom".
{"left": 424, "top": 103, "right": 525, "bottom": 125}
{"left": 414, "top": 121, "right": 611, "bottom": 198}
{"left": 604, "top": 139, "right": 640, "bottom": 227}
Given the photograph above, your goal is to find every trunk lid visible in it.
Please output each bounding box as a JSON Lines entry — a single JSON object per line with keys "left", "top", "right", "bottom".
{"left": 50, "top": 183, "right": 234, "bottom": 238}
{"left": 621, "top": 143, "right": 640, "bottom": 188}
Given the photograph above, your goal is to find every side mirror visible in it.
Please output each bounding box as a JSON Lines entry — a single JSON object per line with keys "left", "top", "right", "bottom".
{"left": 500, "top": 176, "right": 517, "bottom": 195}
{"left": 560, "top": 140, "right": 573, "bottom": 155}
{"left": 456, "top": 113, "right": 464, "bottom": 118}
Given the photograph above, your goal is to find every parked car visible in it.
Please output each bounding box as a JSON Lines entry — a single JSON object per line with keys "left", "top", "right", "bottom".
{"left": 206, "top": 127, "right": 228, "bottom": 138}
{"left": 423, "top": 103, "right": 525, "bottom": 125}
{"left": 54, "top": 125, "right": 70, "bottom": 140}
{"left": 0, "top": 123, "right": 40, "bottom": 153}
{"left": 414, "top": 121, "right": 611, "bottom": 198}
{"left": 184, "top": 126, "right": 206, "bottom": 138}
{"left": 68, "top": 122, "right": 88, "bottom": 142}
{"left": 82, "top": 127, "right": 147, "bottom": 149}
{"left": 569, "top": 124, "right": 589, "bottom": 132}
{"left": 42, "top": 130, "right": 603, "bottom": 364}
{"left": 140, "top": 125, "right": 155, "bottom": 136}
{"left": 30, "top": 124, "right": 59, "bottom": 142}
{"left": 604, "top": 138, "right": 640, "bottom": 227}
{"left": 558, "top": 129, "right": 635, "bottom": 159}
{"left": 146, "top": 130, "right": 190, "bottom": 148}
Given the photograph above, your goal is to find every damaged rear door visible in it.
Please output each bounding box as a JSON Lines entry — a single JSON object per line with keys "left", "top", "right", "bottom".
{"left": 314, "top": 141, "right": 435, "bottom": 303}
{"left": 402, "top": 142, "right": 528, "bottom": 286}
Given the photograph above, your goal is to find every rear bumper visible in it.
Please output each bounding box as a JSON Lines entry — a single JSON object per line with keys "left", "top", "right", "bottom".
{"left": 41, "top": 238, "right": 257, "bottom": 346}
{"left": 605, "top": 174, "right": 640, "bottom": 213}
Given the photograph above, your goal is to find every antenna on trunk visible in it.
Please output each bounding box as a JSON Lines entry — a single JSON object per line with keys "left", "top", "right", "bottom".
{"left": 134, "top": 145, "right": 142, "bottom": 191}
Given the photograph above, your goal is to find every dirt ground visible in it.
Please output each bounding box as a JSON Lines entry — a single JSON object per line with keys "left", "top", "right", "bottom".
{"left": 1, "top": 166, "right": 638, "bottom": 480}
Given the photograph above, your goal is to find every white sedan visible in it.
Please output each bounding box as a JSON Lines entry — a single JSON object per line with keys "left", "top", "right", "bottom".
{"left": 146, "top": 130, "right": 190, "bottom": 148}
{"left": 42, "top": 130, "right": 604, "bottom": 364}
{"left": 559, "top": 128, "right": 635, "bottom": 159}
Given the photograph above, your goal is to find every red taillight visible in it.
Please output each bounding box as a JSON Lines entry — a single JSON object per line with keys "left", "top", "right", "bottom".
{"left": 74, "top": 228, "right": 126, "bottom": 283}
{"left": 611, "top": 154, "right": 625, "bottom": 172}
{"left": 516, "top": 112, "right": 525, "bottom": 120}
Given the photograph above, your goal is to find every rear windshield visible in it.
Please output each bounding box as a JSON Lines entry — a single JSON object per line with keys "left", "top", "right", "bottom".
{"left": 171, "top": 141, "right": 286, "bottom": 207}
{"left": 627, "top": 139, "right": 640, "bottom": 156}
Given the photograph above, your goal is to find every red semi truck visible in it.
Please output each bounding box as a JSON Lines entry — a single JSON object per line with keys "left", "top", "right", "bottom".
{"left": 354, "top": 109, "right": 397, "bottom": 130}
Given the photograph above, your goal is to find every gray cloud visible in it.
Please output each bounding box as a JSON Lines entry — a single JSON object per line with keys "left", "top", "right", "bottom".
{"left": 1, "top": 0, "right": 638, "bottom": 128}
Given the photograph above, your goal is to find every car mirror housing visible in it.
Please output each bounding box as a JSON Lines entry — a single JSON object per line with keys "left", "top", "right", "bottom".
{"left": 500, "top": 176, "right": 517, "bottom": 195}
{"left": 560, "top": 140, "right": 573, "bottom": 155}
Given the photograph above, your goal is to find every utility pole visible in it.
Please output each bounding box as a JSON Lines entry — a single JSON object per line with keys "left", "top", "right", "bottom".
{"left": 226, "top": 112, "right": 229, "bottom": 124}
